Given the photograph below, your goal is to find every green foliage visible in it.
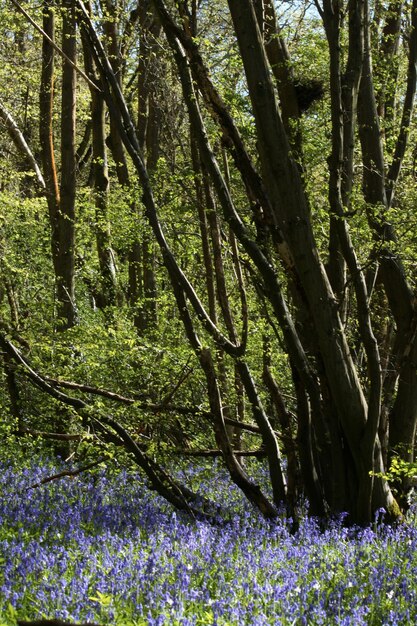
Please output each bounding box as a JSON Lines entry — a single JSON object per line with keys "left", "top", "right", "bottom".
{"left": 381, "top": 453, "right": 417, "bottom": 482}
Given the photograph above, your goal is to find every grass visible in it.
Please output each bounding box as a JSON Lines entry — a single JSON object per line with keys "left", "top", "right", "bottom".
{"left": 0, "top": 455, "right": 416, "bottom": 625}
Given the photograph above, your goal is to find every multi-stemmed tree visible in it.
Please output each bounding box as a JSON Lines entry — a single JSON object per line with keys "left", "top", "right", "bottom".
{"left": 1, "top": 0, "right": 417, "bottom": 526}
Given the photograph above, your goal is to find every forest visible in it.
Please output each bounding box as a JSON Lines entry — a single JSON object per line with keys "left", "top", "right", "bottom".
{"left": 2, "top": 0, "right": 417, "bottom": 620}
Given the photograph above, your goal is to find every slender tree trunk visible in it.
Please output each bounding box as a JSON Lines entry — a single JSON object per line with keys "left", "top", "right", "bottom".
{"left": 101, "top": 0, "right": 158, "bottom": 331}
{"left": 90, "top": 82, "right": 117, "bottom": 308}
{"left": 38, "top": 0, "right": 78, "bottom": 455}
{"left": 37, "top": 0, "right": 79, "bottom": 329}
{"left": 136, "top": 0, "right": 160, "bottom": 331}
{"left": 58, "top": 0, "right": 77, "bottom": 329}
{"left": 39, "top": 0, "right": 61, "bottom": 312}
{"left": 261, "top": 0, "right": 302, "bottom": 156}
{"left": 82, "top": 21, "right": 117, "bottom": 308}
{"left": 375, "top": 0, "right": 403, "bottom": 133}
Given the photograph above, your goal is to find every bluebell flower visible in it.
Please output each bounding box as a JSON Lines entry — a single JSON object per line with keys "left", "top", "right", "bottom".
{"left": 1, "top": 456, "right": 417, "bottom": 624}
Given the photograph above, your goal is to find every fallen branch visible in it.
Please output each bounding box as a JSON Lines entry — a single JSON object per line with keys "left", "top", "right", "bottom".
{"left": 25, "top": 458, "right": 106, "bottom": 490}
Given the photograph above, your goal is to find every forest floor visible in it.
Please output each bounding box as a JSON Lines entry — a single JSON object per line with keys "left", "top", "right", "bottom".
{"left": 0, "top": 453, "right": 416, "bottom": 625}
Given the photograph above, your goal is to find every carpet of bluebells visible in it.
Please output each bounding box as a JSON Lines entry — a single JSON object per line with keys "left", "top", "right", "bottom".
{"left": 1, "top": 455, "right": 417, "bottom": 625}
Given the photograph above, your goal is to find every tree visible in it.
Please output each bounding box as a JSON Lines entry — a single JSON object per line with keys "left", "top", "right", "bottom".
{"left": 39, "top": 0, "right": 77, "bottom": 330}
{"left": 81, "top": 5, "right": 118, "bottom": 309}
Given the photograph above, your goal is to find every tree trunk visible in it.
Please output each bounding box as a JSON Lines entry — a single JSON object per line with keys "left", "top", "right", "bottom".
{"left": 58, "top": 0, "right": 77, "bottom": 329}
{"left": 82, "top": 19, "right": 118, "bottom": 308}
